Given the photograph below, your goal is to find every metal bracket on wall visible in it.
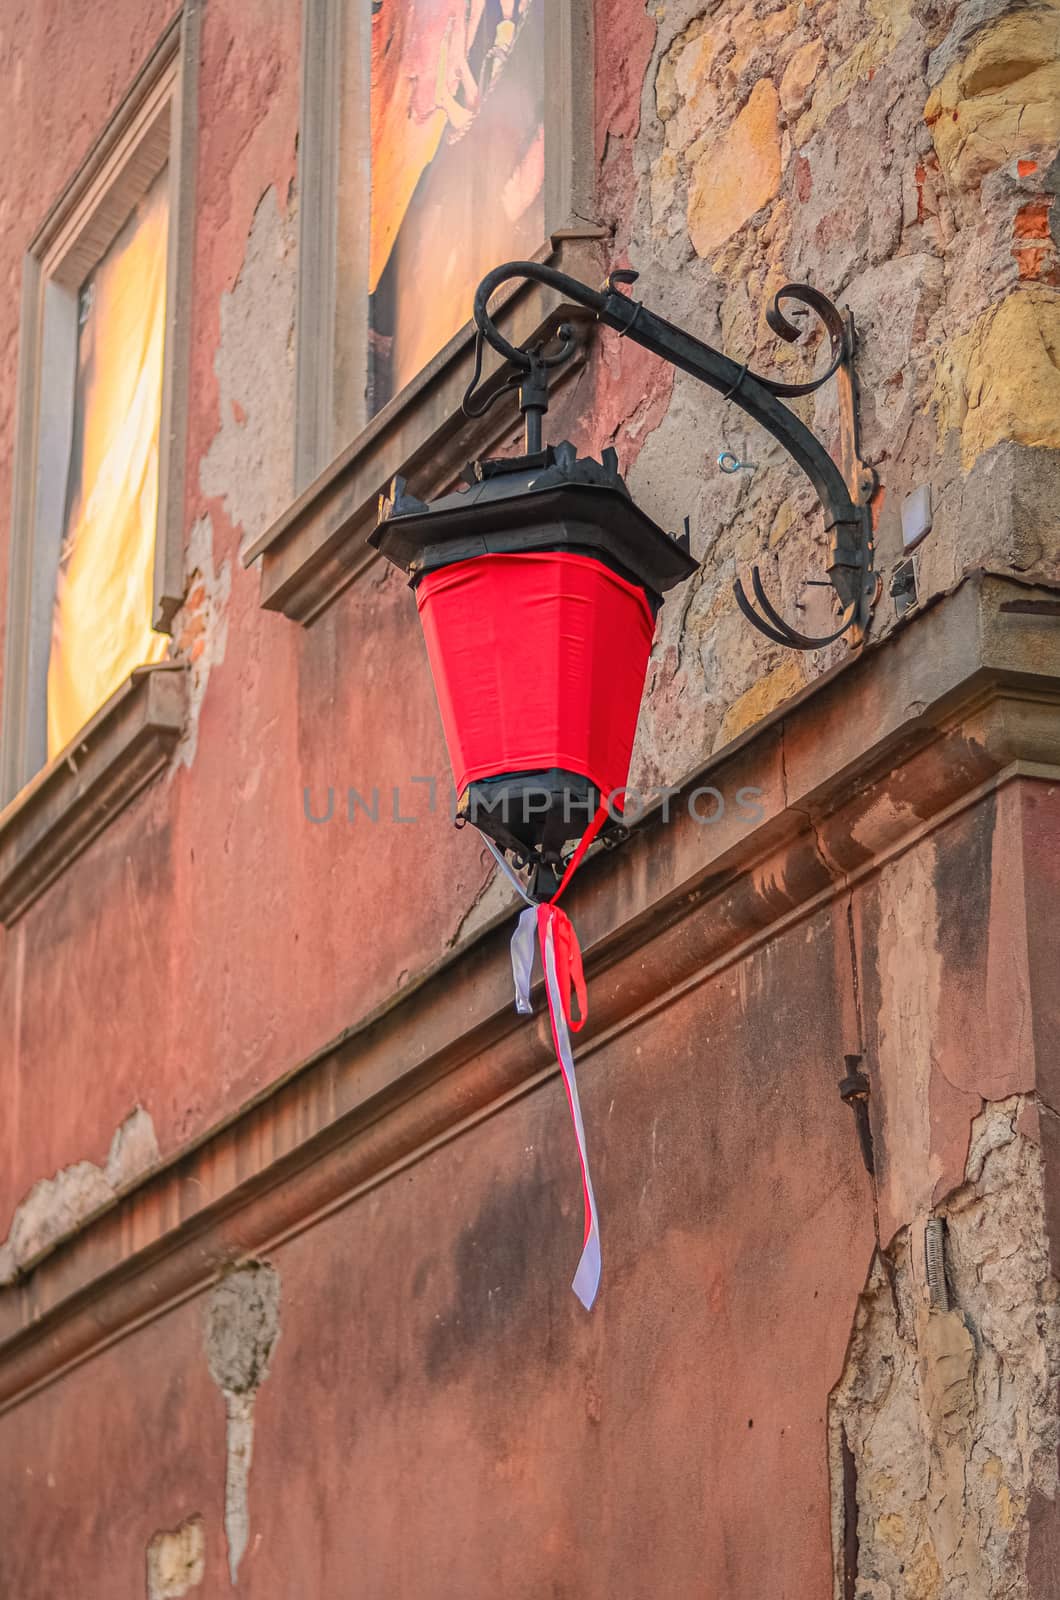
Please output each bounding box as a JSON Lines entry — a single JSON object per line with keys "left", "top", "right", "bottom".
{"left": 839, "top": 1054, "right": 875, "bottom": 1176}
{"left": 464, "top": 261, "right": 879, "bottom": 652}
{"left": 730, "top": 291, "right": 878, "bottom": 651}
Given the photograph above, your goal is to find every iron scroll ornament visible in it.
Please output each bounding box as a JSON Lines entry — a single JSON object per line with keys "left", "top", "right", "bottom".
{"left": 463, "top": 262, "right": 878, "bottom": 650}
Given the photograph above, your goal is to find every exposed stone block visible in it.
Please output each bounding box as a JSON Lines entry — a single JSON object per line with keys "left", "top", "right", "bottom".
{"left": 205, "top": 1263, "right": 281, "bottom": 1584}
{"left": 688, "top": 79, "right": 782, "bottom": 256}
{"left": 926, "top": 8, "right": 1060, "bottom": 192}
{"left": 934, "top": 288, "right": 1060, "bottom": 466}
{"left": 146, "top": 1516, "right": 205, "bottom": 1600}
{"left": 830, "top": 1098, "right": 1060, "bottom": 1598}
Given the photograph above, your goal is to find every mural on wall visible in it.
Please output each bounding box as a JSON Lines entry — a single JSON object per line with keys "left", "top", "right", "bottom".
{"left": 368, "top": 0, "right": 545, "bottom": 412}
{"left": 47, "top": 169, "right": 169, "bottom": 758}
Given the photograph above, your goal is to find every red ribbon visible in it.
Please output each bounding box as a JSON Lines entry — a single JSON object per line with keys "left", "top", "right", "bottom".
{"left": 535, "top": 798, "right": 607, "bottom": 1034}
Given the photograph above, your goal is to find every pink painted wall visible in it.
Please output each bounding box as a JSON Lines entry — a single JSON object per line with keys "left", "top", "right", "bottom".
{"left": 1, "top": 1, "right": 1058, "bottom": 1591}
{"left": 0, "top": 0, "right": 500, "bottom": 1223}
{"left": 2, "top": 902, "right": 875, "bottom": 1597}
{"left": 0, "top": 0, "right": 688, "bottom": 1235}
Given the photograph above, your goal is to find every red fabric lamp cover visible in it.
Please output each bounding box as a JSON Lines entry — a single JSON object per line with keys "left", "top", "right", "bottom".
{"left": 415, "top": 550, "right": 656, "bottom": 800}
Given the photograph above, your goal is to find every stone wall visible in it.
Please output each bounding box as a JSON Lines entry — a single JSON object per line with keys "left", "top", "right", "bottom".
{"left": 831, "top": 1098, "right": 1060, "bottom": 1599}
{"left": 552, "top": 0, "right": 1060, "bottom": 779}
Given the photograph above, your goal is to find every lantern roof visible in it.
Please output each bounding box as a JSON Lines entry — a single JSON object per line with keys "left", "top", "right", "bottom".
{"left": 370, "top": 441, "right": 697, "bottom": 601}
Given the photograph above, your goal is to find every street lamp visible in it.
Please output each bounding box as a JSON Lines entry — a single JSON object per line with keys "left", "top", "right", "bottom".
{"left": 370, "top": 262, "right": 876, "bottom": 1308}
{"left": 372, "top": 260, "right": 876, "bottom": 883}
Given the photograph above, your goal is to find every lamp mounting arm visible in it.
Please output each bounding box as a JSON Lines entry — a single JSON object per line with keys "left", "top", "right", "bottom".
{"left": 467, "top": 261, "right": 878, "bottom": 650}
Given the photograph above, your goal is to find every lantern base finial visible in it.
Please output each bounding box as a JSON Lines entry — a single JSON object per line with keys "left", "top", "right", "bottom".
{"left": 458, "top": 769, "right": 617, "bottom": 872}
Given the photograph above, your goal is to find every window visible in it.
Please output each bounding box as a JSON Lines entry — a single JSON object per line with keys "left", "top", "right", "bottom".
{"left": 1, "top": 8, "right": 199, "bottom": 806}
{"left": 293, "top": 0, "right": 598, "bottom": 490}
{"left": 365, "top": 0, "right": 545, "bottom": 415}
{"left": 47, "top": 170, "right": 171, "bottom": 759}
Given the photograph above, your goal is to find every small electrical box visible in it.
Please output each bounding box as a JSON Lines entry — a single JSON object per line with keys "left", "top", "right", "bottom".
{"left": 901, "top": 484, "right": 933, "bottom": 551}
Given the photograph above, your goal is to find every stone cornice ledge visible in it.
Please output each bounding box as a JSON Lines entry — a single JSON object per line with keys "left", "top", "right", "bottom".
{"left": 1, "top": 573, "right": 1059, "bottom": 1411}
{"left": 0, "top": 663, "right": 187, "bottom": 926}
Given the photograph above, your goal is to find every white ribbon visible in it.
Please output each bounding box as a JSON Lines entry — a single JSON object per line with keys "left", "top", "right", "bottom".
{"left": 485, "top": 840, "right": 602, "bottom": 1310}
{"left": 510, "top": 903, "right": 538, "bottom": 1016}
{"left": 539, "top": 911, "right": 602, "bottom": 1310}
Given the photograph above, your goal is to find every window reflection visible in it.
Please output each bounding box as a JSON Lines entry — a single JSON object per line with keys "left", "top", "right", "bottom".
{"left": 368, "top": 0, "right": 545, "bottom": 413}
{"left": 47, "top": 169, "right": 170, "bottom": 759}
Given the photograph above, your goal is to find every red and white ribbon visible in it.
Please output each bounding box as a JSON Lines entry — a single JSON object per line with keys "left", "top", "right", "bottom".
{"left": 485, "top": 806, "right": 608, "bottom": 1310}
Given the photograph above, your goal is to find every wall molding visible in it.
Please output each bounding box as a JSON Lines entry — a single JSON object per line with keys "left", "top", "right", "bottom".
{"left": 1, "top": 572, "right": 1058, "bottom": 1412}
{"left": 0, "top": 664, "right": 187, "bottom": 925}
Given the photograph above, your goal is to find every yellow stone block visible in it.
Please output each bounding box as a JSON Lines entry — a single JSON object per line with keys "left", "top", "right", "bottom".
{"left": 876, "top": 1511, "right": 907, "bottom": 1549}
{"left": 926, "top": 11, "right": 1060, "bottom": 190}
{"left": 780, "top": 40, "right": 825, "bottom": 116}
{"left": 720, "top": 656, "right": 804, "bottom": 742}
{"left": 906, "top": 1540, "right": 943, "bottom": 1600}
{"left": 996, "top": 1479, "right": 1022, "bottom": 1531}
{"left": 934, "top": 290, "right": 1060, "bottom": 468}
{"left": 769, "top": 499, "right": 796, "bottom": 548}
{"left": 688, "top": 80, "right": 782, "bottom": 257}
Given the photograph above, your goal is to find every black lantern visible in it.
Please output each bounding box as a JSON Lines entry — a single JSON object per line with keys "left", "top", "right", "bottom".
{"left": 372, "top": 436, "right": 696, "bottom": 871}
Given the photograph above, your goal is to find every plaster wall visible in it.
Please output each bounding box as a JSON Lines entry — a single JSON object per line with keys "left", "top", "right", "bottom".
{"left": 0, "top": 0, "right": 1057, "bottom": 1239}
{"left": 2, "top": 782, "right": 1057, "bottom": 1594}
{"left": 0, "top": 0, "right": 1057, "bottom": 1592}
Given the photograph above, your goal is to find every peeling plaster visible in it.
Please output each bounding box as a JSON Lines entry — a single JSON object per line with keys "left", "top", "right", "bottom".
{"left": 0, "top": 1107, "right": 158, "bottom": 1283}
{"left": 830, "top": 1096, "right": 1060, "bottom": 1598}
{"left": 146, "top": 1515, "right": 205, "bottom": 1600}
{"left": 205, "top": 1263, "right": 281, "bottom": 1586}
{"left": 170, "top": 514, "right": 232, "bottom": 772}
{"left": 199, "top": 185, "right": 297, "bottom": 555}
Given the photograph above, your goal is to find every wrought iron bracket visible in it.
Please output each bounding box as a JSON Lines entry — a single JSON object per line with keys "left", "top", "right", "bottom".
{"left": 464, "top": 261, "right": 878, "bottom": 651}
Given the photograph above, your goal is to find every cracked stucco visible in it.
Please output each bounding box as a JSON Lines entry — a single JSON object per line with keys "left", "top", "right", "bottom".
{"left": 447, "top": 850, "right": 519, "bottom": 949}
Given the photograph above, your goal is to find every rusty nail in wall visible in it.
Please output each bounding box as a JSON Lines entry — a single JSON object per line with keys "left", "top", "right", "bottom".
{"left": 838, "top": 1054, "right": 875, "bottom": 1176}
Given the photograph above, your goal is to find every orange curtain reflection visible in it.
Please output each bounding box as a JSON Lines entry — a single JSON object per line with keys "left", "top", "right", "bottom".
{"left": 368, "top": 0, "right": 455, "bottom": 295}
{"left": 47, "top": 169, "right": 170, "bottom": 759}
{"left": 369, "top": 0, "right": 544, "bottom": 405}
